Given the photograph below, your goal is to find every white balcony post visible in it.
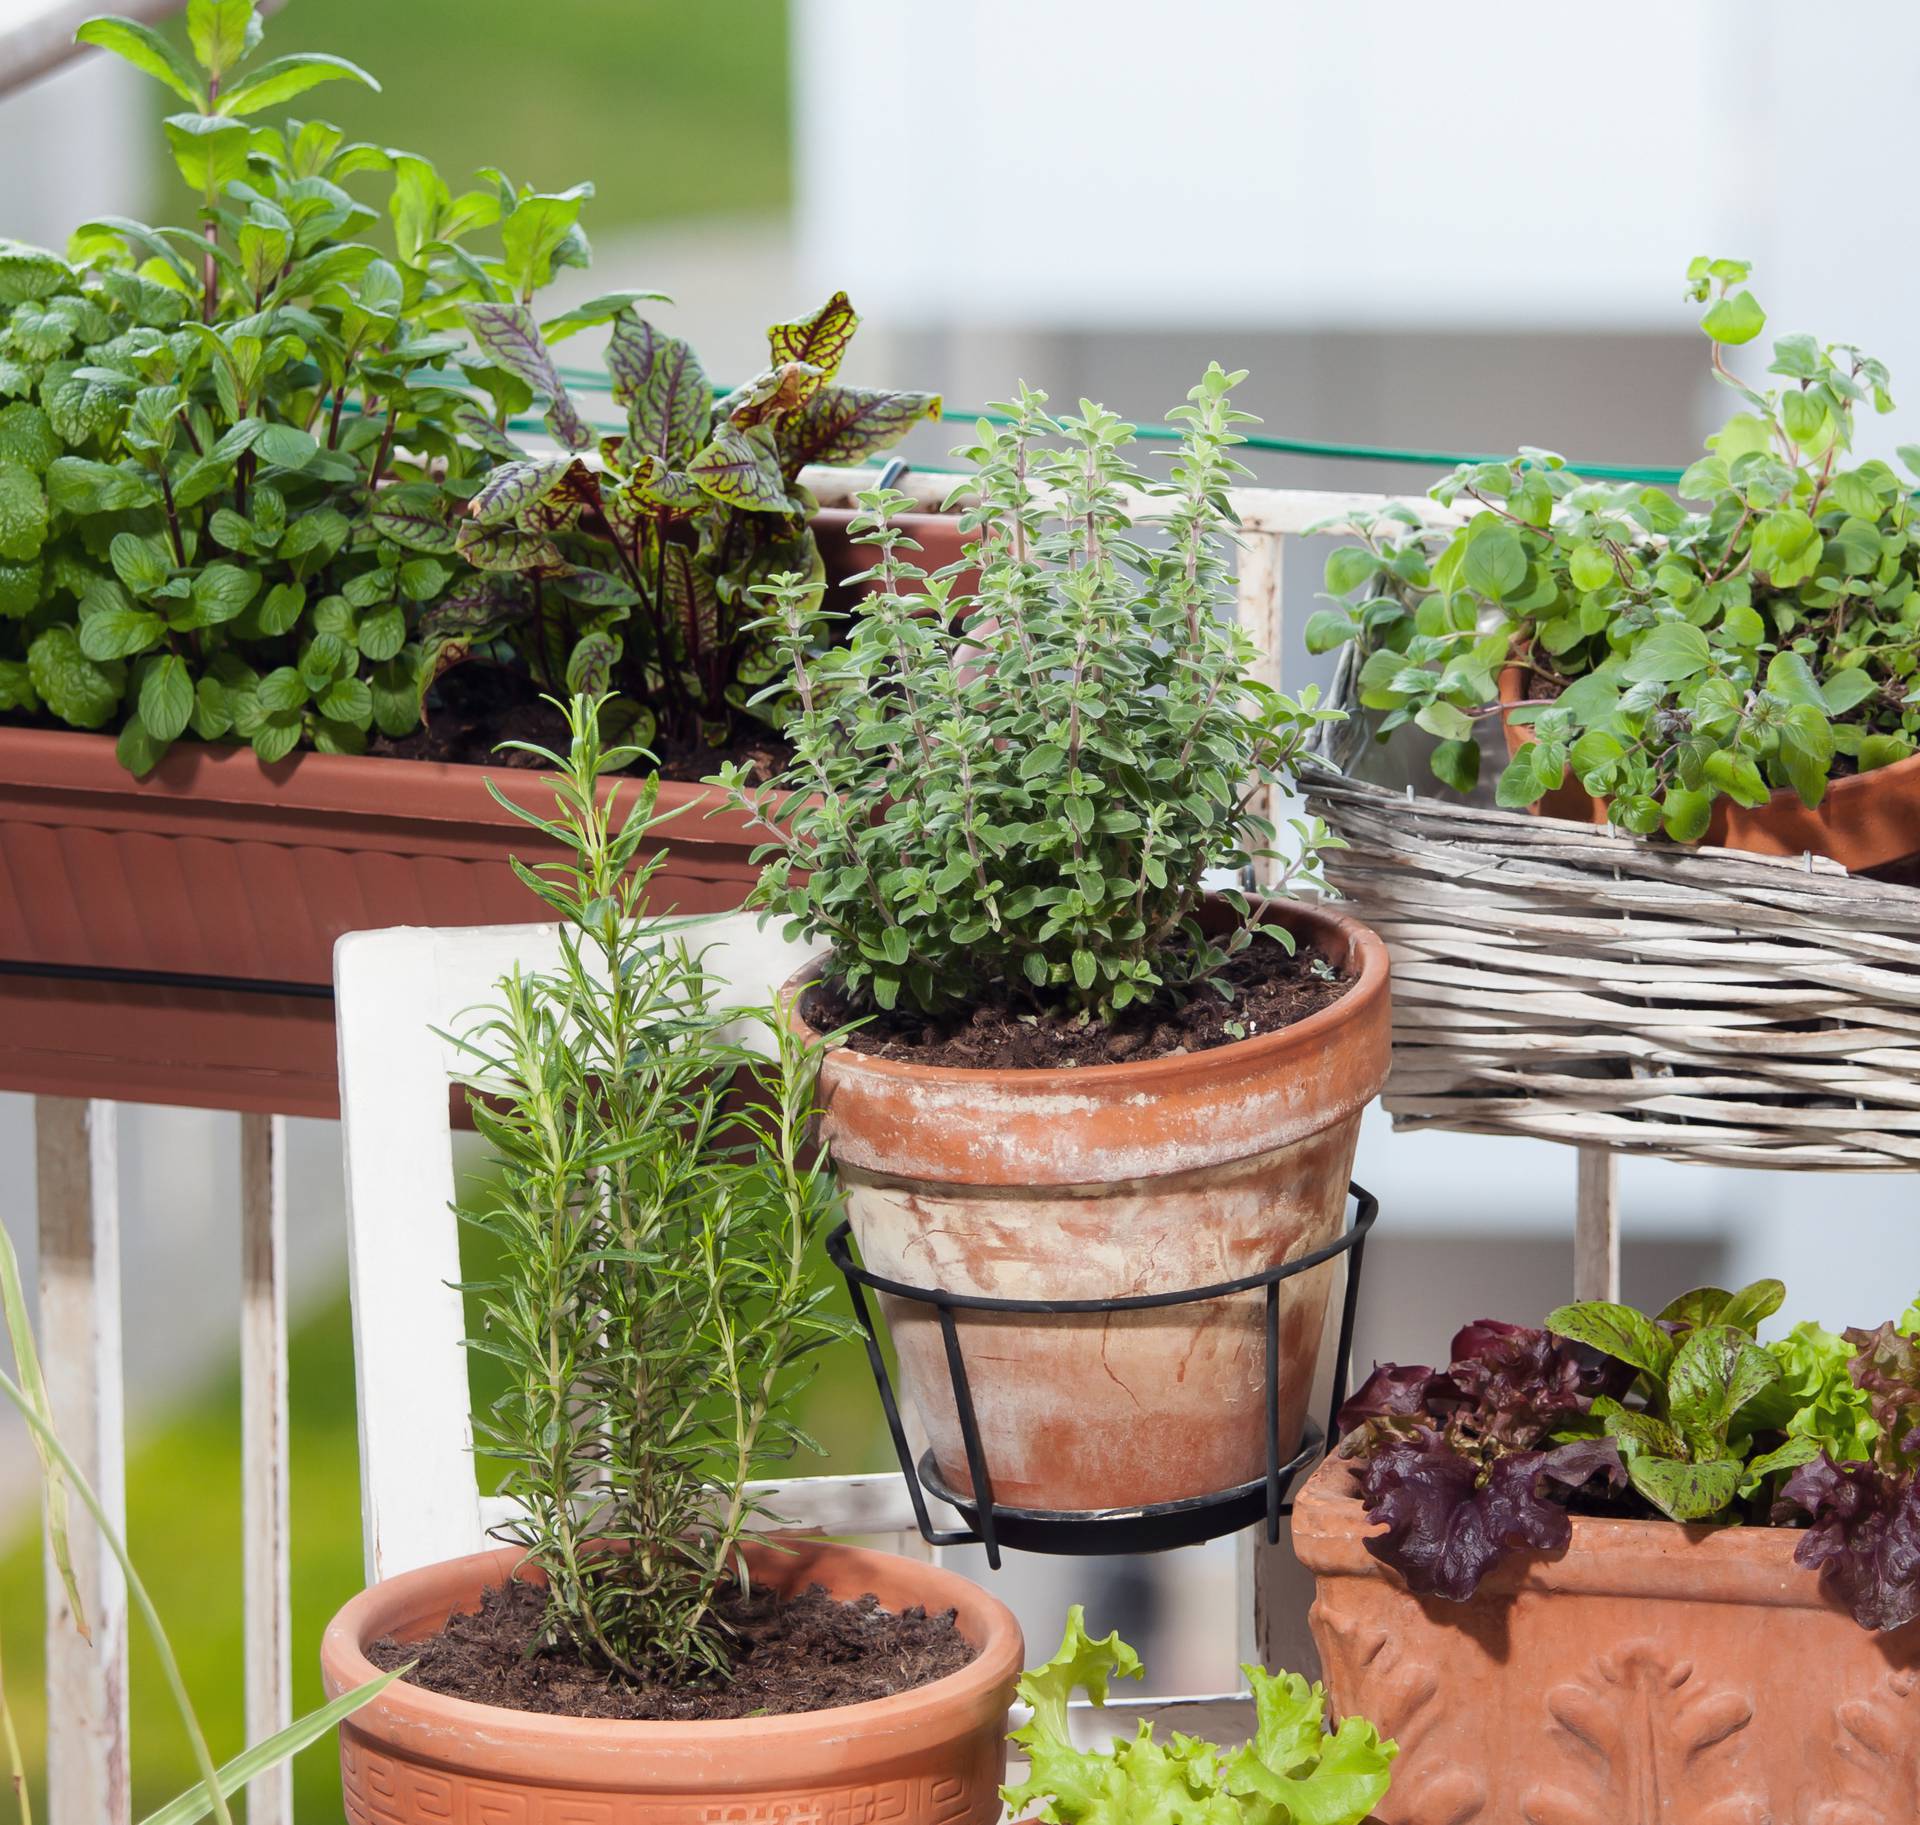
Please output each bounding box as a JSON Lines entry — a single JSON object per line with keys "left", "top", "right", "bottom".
{"left": 35, "top": 1095, "right": 130, "bottom": 1825}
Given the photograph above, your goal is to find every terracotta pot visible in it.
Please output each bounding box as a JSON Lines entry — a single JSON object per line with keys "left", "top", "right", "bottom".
{"left": 321, "top": 1537, "right": 1023, "bottom": 1824}
{"left": 1293, "top": 1454, "right": 1920, "bottom": 1825}
{"left": 0, "top": 726, "right": 760, "bottom": 1115}
{"left": 814, "top": 506, "right": 980, "bottom": 611}
{"left": 1498, "top": 663, "right": 1920, "bottom": 870}
{"left": 786, "top": 902, "right": 1391, "bottom": 1515}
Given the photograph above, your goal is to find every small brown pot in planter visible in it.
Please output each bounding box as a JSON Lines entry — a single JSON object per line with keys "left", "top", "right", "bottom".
{"left": 814, "top": 505, "right": 980, "bottom": 612}
{"left": 1499, "top": 663, "right": 1920, "bottom": 871}
{"left": 322, "top": 1537, "right": 1023, "bottom": 1824}
{"left": 787, "top": 902, "right": 1390, "bottom": 1517}
{"left": 0, "top": 726, "right": 761, "bottom": 1115}
{"left": 1293, "top": 1454, "right": 1920, "bottom": 1825}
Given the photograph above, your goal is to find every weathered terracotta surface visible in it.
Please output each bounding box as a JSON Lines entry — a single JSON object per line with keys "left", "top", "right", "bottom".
{"left": 0, "top": 726, "right": 759, "bottom": 1112}
{"left": 789, "top": 903, "right": 1391, "bottom": 1514}
{"left": 321, "top": 1537, "right": 1022, "bottom": 1825}
{"left": 1293, "top": 1454, "right": 1920, "bottom": 1825}
{"left": 1500, "top": 663, "right": 1920, "bottom": 871}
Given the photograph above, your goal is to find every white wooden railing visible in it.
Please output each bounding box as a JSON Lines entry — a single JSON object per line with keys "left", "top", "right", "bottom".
{"left": 21, "top": 476, "right": 1622, "bottom": 1822}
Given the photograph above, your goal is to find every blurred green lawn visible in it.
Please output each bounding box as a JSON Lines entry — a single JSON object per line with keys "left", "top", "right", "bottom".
{"left": 144, "top": 0, "right": 791, "bottom": 229}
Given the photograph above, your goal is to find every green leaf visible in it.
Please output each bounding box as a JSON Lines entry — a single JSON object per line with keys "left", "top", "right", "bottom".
{"left": 1414, "top": 699, "right": 1474, "bottom": 742}
{"left": 1750, "top": 508, "right": 1821, "bottom": 588}
{"left": 499, "top": 192, "right": 586, "bottom": 298}
{"left": 1662, "top": 786, "right": 1711, "bottom": 844}
{"left": 1494, "top": 749, "right": 1542, "bottom": 809}
{"left": 1430, "top": 737, "right": 1478, "bottom": 794}
{"left": 115, "top": 714, "right": 169, "bottom": 775}
{"left": 686, "top": 423, "right": 792, "bottom": 514}
{"left": 768, "top": 292, "right": 860, "bottom": 382}
{"left": 1778, "top": 702, "right": 1835, "bottom": 808}
{"left": 462, "top": 300, "right": 590, "bottom": 451}
{"left": 184, "top": 0, "right": 254, "bottom": 78}
{"left": 73, "top": 17, "right": 204, "bottom": 106}
{"left": 254, "top": 423, "right": 317, "bottom": 470}
{"left": 1820, "top": 667, "right": 1878, "bottom": 715}
{"left": 217, "top": 52, "right": 379, "bottom": 117}
{"left": 191, "top": 564, "right": 258, "bottom": 624}
{"left": 28, "top": 625, "right": 119, "bottom": 728}
{"left": 1547, "top": 1300, "right": 1675, "bottom": 1380}
{"left": 786, "top": 383, "right": 941, "bottom": 470}
{"left": 162, "top": 112, "right": 253, "bottom": 196}
{"left": 138, "top": 1671, "right": 405, "bottom": 1825}
{"left": 0, "top": 239, "right": 76, "bottom": 306}
{"left": 0, "top": 403, "right": 56, "bottom": 474}
{"left": 79, "top": 604, "right": 164, "bottom": 660}
{"left": 138, "top": 653, "right": 194, "bottom": 741}
{"left": 1568, "top": 543, "right": 1614, "bottom": 592}
{"left": 1668, "top": 1325, "right": 1780, "bottom": 1444}
{"left": 0, "top": 462, "right": 48, "bottom": 562}
{"left": 1628, "top": 1455, "right": 1744, "bottom": 1522}
{"left": 1700, "top": 289, "right": 1765, "bottom": 346}
{"left": 1764, "top": 650, "right": 1827, "bottom": 711}
{"left": 1459, "top": 525, "right": 1527, "bottom": 600}
{"left": 317, "top": 676, "right": 372, "bottom": 729}
{"left": 607, "top": 315, "right": 710, "bottom": 468}
{"left": 1622, "top": 621, "right": 1711, "bottom": 684}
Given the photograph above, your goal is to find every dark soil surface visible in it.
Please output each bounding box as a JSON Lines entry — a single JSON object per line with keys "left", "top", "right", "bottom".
{"left": 810, "top": 933, "right": 1353, "bottom": 1069}
{"left": 369, "top": 666, "right": 790, "bottom": 783}
{"left": 367, "top": 1579, "right": 975, "bottom": 1722}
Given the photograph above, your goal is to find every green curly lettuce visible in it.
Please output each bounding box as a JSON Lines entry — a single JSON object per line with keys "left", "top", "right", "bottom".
{"left": 1745, "top": 1320, "right": 1883, "bottom": 1467}
{"left": 1003, "top": 1607, "right": 1395, "bottom": 1825}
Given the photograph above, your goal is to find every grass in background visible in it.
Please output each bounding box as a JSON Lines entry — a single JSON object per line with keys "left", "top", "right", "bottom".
{"left": 143, "top": 0, "right": 791, "bottom": 230}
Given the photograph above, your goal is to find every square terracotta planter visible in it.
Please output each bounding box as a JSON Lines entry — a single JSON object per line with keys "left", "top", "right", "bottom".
{"left": 1292, "top": 1455, "right": 1920, "bottom": 1825}
{"left": 0, "top": 727, "right": 761, "bottom": 1116}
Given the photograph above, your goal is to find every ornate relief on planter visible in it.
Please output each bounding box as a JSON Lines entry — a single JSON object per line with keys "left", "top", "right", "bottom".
{"left": 1293, "top": 1457, "right": 1920, "bottom": 1825}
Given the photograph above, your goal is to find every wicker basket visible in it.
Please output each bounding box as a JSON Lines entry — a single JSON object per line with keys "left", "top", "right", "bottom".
{"left": 1301, "top": 770, "right": 1920, "bottom": 1170}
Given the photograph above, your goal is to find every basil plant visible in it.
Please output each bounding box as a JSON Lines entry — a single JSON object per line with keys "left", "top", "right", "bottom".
{"left": 1312, "top": 259, "right": 1920, "bottom": 841}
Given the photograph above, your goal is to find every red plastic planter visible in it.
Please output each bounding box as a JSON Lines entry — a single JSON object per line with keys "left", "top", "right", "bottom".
{"left": 0, "top": 728, "right": 760, "bottom": 1115}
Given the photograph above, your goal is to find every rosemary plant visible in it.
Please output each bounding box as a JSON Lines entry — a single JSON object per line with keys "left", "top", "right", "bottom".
{"left": 454, "top": 695, "right": 846, "bottom": 1682}
{"left": 715, "top": 365, "right": 1342, "bottom": 1021}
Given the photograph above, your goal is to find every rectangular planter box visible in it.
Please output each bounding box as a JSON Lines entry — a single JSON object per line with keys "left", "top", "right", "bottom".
{"left": 0, "top": 727, "right": 762, "bottom": 1115}
{"left": 1292, "top": 1455, "right": 1920, "bottom": 1825}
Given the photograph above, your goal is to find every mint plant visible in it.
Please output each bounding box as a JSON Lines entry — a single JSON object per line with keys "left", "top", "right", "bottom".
{"left": 1339, "top": 1279, "right": 1920, "bottom": 1632}
{"left": 454, "top": 695, "right": 849, "bottom": 1681}
{"left": 1004, "top": 1607, "right": 1395, "bottom": 1825}
{"left": 0, "top": 0, "right": 591, "bottom": 772}
{"left": 449, "top": 291, "right": 940, "bottom": 753}
{"left": 1313, "top": 259, "right": 1920, "bottom": 841}
{"left": 715, "top": 365, "right": 1342, "bottom": 1021}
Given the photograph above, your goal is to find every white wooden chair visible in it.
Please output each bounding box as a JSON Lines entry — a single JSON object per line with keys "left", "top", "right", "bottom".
{"left": 332, "top": 912, "right": 933, "bottom": 1586}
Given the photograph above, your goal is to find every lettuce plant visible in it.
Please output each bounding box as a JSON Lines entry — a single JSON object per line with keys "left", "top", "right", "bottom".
{"left": 715, "top": 366, "right": 1342, "bottom": 1021}
{"left": 448, "top": 291, "right": 939, "bottom": 752}
{"left": 1313, "top": 258, "right": 1920, "bottom": 841}
{"left": 1339, "top": 1280, "right": 1920, "bottom": 1632}
{"left": 0, "top": 0, "right": 589, "bottom": 772}
{"left": 1004, "top": 1607, "right": 1394, "bottom": 1825}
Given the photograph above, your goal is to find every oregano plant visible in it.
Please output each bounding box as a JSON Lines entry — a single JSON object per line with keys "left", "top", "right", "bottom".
{"left": 714, "top": 365, "right": 1342, "bottom": 1020}
{"left": 454, "top": 695, "right": 849, "bottom": 1681}
{"left": 1313, "top": 259, "right": 1920, "bottom": 841}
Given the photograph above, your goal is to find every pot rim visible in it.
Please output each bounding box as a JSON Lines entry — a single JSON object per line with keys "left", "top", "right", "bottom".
{"left": 0, "top": 723, "right": 745, "bottom": 831}
{"left": 1291, "top": 1453, "right": 1894, "bottom": 1617}
{"left": 782, "top": 897, "right": 1389, "bottom": 1092}
{"left": 321, "top": 1536, "right": 1023, "bottom": 1762}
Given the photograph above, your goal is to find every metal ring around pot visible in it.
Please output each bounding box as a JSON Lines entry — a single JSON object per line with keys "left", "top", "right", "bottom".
{"left": 826, "top": 1182, "right": 1379, "bottom": 1567}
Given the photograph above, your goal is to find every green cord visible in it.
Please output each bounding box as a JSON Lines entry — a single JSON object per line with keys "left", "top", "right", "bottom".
{"left": 548, "top": 365, "right": 1683, "bottom": 485}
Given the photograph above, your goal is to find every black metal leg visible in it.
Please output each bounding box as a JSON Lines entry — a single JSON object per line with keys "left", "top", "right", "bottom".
{"left": 937, "top": 1306, "right": 1001, "bottom": 1570}
{"left": 1264, "top": 1279, "right": 1282, "bottom": 1544}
